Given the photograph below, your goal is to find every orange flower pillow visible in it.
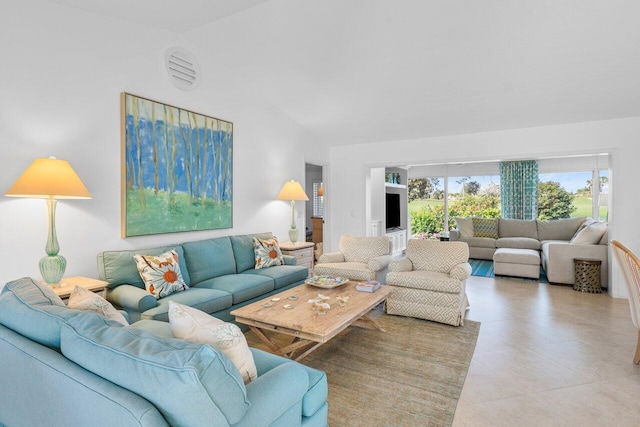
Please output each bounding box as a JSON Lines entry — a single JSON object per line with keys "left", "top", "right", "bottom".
{"left": 134, "top": 249, "right": 188, "bottom": 299}
{"left": 253, "top": 237, "right": 284, "bottom": 269}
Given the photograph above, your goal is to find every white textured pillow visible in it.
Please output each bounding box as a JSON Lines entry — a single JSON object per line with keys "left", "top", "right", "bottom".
{"left": 455, "top": 217, "right": 474, "bottom": 238}
{"left": 67, "top": 286, "right": 129, "bottom": 326}
{"left": 168, "top": 301, "right": 257, "bottom": 384}
{"left": 570, "top": 221, "right": 607, "bottom": 245}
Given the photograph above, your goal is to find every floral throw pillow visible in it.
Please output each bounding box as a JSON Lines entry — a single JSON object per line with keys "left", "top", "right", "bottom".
{"left": 253, "top": 237, "right": 284, "bottom": 269}
{"left": 133, "top": 249, "right": 188, "bottom": 299}
{"left": 68, "top": 286, "right": 129, "bottom": 326}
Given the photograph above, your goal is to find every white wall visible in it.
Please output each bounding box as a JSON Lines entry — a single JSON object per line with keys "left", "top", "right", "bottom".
{"left": 0, "top": 1, "right": 317, "bottom": 287}
{"left": 327, "top": 116, "right": 640, "bottom": 299}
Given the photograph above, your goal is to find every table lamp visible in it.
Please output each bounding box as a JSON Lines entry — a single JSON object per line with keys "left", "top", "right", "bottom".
{"left": 6, "top": 157, "right": 92, "bottom": 286}
{"left": 276, "top": 180, "right": 309, "bottom": 243}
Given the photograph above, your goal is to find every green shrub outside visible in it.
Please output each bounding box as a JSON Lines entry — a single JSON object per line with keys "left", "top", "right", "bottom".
{"left": 410, "top": 194, "right": 500, "bottom": 235}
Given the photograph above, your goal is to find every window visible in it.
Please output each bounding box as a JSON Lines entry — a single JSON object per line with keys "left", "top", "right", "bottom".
{"left": 312, "top": 181, "right": 324, "bottom": 217}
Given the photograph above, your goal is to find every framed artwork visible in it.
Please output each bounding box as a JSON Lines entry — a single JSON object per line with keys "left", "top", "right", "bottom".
{"left": 121, "top": 93, "right": 233, "bottom": 237}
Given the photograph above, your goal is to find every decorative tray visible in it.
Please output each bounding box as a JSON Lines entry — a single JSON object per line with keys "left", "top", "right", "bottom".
{"left": 305, "top": 275, "right": 349, "bottom": 289}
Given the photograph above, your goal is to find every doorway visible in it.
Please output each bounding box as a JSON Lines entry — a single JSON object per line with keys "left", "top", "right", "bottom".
{"left": 305, "top": 163, "right": 324, "bottom": 248}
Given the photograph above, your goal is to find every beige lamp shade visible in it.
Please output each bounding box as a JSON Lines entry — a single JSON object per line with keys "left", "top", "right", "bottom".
{"left": 6, "top": 157, "right": 92, "bottom": 199}
{"left": 276, "top": 180, "right": 309, "bottom": 201}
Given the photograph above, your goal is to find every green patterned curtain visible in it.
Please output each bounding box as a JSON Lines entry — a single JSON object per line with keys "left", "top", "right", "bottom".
{"left": 500, "top": 160, "right": 539, "bottom": 219}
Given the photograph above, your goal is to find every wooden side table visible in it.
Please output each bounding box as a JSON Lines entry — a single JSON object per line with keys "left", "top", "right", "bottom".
{"left": 280, "top": 241, "right": 315, "bottom": 276}
{"left": 51, "top": 276, "right": 109, "bottom": 300}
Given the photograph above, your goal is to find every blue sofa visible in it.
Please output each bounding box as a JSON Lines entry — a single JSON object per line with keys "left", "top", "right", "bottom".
{"left": 97, "top": 232, "right": 309, "bottom": 323}
{"left": 0, "top": 277, "right": 328, "bottom": 426}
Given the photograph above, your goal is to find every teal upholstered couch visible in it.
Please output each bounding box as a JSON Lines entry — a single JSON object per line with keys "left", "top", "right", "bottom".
{"left": 97, "top": 232, "right": 309, "bottom": 323}
{"left": 0, "top": 278, "right": 328, "bottom": 427}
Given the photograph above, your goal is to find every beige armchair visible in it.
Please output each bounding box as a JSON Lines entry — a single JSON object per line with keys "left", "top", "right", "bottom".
{"left": 313, "top": 235, "right": 391, "bottom": 282}
{"left": 386, "top": 239, "right": 471, "bottom": 326}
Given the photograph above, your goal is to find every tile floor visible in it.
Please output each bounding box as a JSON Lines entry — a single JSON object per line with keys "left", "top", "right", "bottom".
{"left": 452, "top": 275, "right": 640, "bottom": 427}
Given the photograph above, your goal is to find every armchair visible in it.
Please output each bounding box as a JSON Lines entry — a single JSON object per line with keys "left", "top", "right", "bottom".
{"left": 386, "top": 239, "right": 471, "bottom": 326}
{"left": 313, "top": 235, "right": 391, "bottom": 282}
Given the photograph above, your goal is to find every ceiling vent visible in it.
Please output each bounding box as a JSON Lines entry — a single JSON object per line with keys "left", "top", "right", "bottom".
{"left": 165, "top": 47, "right": 201, "bottom": 91}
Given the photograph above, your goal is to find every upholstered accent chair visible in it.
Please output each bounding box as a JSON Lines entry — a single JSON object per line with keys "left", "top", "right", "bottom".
{"left": 313, "top": 235, "right": 392, "bottom": 282}
{"left": 386, "top": 239, "right": 471, "bottom": 326}
{"left": 611, "top": 240, "right": 640, "bottom": 364}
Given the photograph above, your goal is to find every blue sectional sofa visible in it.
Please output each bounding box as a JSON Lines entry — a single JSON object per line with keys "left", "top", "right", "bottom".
{"left": 97, "top": 232, "right": 309, "bottom": 323}
{"left": 0, "top": 277, "right": 328, "bottom": 426}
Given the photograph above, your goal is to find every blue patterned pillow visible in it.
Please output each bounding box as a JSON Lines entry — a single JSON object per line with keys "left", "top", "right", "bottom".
{"left": 252, "top": 237, "right": 284, "bottom": 269}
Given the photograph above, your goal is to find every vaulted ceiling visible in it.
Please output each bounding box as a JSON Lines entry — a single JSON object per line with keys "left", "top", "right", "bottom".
{"left": 43, "top": 0, "right": 640, "bottom": 146}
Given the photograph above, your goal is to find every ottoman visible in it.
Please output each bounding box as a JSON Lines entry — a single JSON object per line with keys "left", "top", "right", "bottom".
{"left": 493, "top": 248, "right": 540, "bottom": 279}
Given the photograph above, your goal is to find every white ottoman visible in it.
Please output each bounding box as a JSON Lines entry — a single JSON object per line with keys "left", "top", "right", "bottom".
{"left": 493, "top": 248, "right": 540, "bottom": 279}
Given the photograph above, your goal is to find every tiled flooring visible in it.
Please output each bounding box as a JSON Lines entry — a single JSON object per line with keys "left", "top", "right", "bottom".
{"left": 452, "top": 275, "right": 640, "bottom": 427}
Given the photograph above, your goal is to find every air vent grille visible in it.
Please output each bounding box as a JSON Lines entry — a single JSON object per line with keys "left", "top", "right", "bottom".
{"left": 165, "top": 47, "right": 200, "bottom": 91}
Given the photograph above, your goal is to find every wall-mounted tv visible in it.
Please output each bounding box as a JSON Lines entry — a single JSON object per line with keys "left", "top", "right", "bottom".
{"left": 385, "top": 192, "right": 401, "bottom": 230}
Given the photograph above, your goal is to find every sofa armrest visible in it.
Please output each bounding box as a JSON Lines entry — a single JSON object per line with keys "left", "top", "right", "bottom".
{"left": 317, "top": 252, "right": 345, "bottom": 264}
{"left": 282, "top": 255, "right": 297, "bottom": 265}
{"left": 239, "top": 362, "right": 309, "bottom": 427}
{"left": 542, "top": 242, "right": 608, "bottom": 286}
{"left": 368, "top": 254, "right": 392, "bottom": 272}
{"left": 450, "top": 262, "right": 472, "bottom": 280}
{"left": 389, "top": 257, "right": 413, "bottom": 272}
{"left": 106, "top": 285, "right": 157, "bottom": 313}
{"left": 449, "top": 229, "right": 460, "bottom": 241}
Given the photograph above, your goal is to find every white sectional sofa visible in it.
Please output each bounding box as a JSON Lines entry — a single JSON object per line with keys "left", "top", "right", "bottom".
{"left": 450, "top": 217, "right": 609, "bottom": 287}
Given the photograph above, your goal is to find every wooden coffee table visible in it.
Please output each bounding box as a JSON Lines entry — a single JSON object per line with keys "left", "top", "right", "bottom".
{"left": 231, "top": 282, "right": 392, "bottom": 361}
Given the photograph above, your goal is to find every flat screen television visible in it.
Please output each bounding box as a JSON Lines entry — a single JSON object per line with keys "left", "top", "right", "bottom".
{"left": 385, "top": 193, "right": 401, "bottom": 229}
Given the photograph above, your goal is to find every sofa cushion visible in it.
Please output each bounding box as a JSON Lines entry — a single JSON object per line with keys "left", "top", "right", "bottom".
{"left": 168, "top": 301, "right": 258, "bottom": 384}
{"left": 183, "top": 237, "right": 237, "bottom": 284}
{"left": 195, "top": 274, "right": 274, "bottom": 304}
{"left": 536, "top": 217, "right": 586, "bottom": 241}
{"left": 68, "top": 286, "right": 129, "bottom": 326}
{"left": 241, "top": 265, "right": 308, "bottom": 289}
{"left": 472, "top": 218, "right": 499, "bottom": 239}
{"left": 496, "top": 237, "right": 541, "bottom": 250}
{"left": 134, "top": 249, "right": 189, "bottom": 299}
{"left": 140, "top": 287, "right": 232, "bottom": 322}
{"left": 230, "top": 233, "right": 275, "bottom": 273}
{"left": 98, "top": 245, "right": 190, "bottom": 289}
{"left": 499, "top": 219, "right": 538, "bottom": 239}
{"left": 457, "top": 236, "right": 497, "bottom": 249}
{"left": 339, "top": 235, "right": 390, "bottom": 263}
{"left": 61, "top": 311, "right": 250, "bottom": 426}
{"left": 387, "top": 270, "right": 464, "bottom": 293}
{"left": 253, "top": 237, "right": 284, "bottom": 269}
{"left": 493, "top": 248, "right": 540, "bottom": 266}
{"left": 570, "top": 221, "right": 607, "bottom": 245}
{"left": 0, "top": 277, "right": 79, "bottom": 348}
{"left": 455, "top": 217, "right": 474, "bottom": 238}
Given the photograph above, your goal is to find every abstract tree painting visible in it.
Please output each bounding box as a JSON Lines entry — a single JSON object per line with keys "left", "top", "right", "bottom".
{"left": 121, "top": 93, "right": 233, "bottom": 237}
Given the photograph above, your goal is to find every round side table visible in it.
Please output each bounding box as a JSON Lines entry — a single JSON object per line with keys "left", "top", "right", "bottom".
{"left": 573, "top": 258, "right": 602, "bottom": 293}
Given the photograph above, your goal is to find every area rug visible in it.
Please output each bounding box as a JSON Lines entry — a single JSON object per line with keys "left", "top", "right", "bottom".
{"left": 469, "top": 258, "right": 549, "bottom": 283}
{"left": 246, "top": 312, "right": 480, "bottom": 427}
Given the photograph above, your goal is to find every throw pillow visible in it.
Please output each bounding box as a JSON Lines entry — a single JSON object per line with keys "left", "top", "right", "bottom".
{"left": 570, "top": 221, "right": 607, "bottom": 245}
{"left": 472, "top": 217, "right": 499, "bottom": 239}
{"left": 253, "top": 237, "right": 284, "bottom": 269}
{"left": 67, "top": 286, "right": 129, "bottom": 326}
{"left": 133, "top": 249, "right": 188, "bottom": 299}
{"left": 168, "top": 301, "right": 258, "bottom": 384}
{"left": 455, "top": 217, "right": 474, "bottom": 238}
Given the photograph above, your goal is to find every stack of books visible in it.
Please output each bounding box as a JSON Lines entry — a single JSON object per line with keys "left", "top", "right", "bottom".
{"left": 356, "top": 280, "right": 381, "bottom": 292}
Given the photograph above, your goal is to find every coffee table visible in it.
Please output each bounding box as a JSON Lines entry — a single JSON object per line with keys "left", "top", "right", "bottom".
{"left": 231, "top": 282, "right": 392, "bottom": 361}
